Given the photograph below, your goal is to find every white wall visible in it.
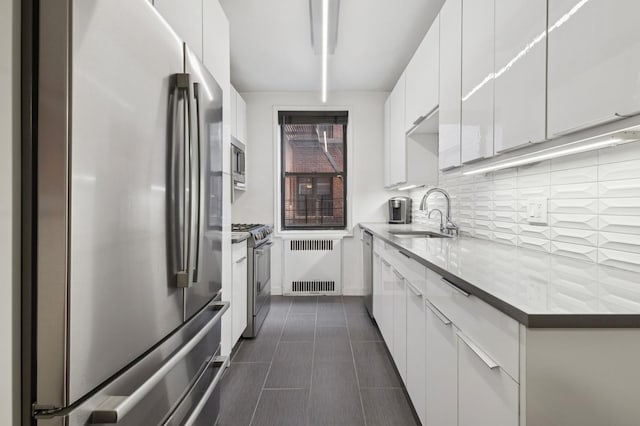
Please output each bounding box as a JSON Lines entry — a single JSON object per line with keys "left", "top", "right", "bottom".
{"left": 0, "top": 0, "right": 19, "bottom": 424}
{"left": 232, "top": 91, "right": 392, "bottom": 295}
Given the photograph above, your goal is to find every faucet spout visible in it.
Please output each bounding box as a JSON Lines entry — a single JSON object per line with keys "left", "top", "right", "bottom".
{"left": 419, "top": 187, "right": 458, "bottom": 235}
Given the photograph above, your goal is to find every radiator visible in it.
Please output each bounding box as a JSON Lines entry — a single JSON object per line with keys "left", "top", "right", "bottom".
{"left": 283, "top": 238, "right": 342, "bottom": 295}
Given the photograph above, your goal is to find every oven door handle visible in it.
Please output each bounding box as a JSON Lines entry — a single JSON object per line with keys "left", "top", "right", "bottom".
{"left": 255, "top": 241, "right": 274, "bottom": 253}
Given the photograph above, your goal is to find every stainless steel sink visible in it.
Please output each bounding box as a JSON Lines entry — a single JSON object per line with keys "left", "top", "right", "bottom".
{"left": 389, "top": 230, "right": 452, "bottom": 239}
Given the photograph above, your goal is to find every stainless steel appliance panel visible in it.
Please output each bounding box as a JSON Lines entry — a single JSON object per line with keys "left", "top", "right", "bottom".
{"left": 65, "top": 302, "right": 228, "bottom": 426}
{"left": 66, "top": 0, "right": 186, "bottom": 405}
{"left": 363, "top": 231, "right": 373, "bottom": 317}
{"left": 184, "top": 47, "right": 224, "bottom": 320}
{"left": 244, "top": 238, "right": 272, "bottom": 338}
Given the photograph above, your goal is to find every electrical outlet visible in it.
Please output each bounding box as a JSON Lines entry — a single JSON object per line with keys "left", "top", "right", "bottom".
{"left": 526, "top": 197, "right": 548, "bottom": 225}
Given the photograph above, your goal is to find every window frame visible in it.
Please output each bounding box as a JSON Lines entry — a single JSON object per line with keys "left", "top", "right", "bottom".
{"left": 278, "top": 111, "right": 348, "bottom": 231}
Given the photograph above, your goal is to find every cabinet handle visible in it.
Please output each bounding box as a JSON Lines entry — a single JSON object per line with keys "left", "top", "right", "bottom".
{"left": 425, "top": 301, "right": 451, "bottom": 325}
{"left": 457, "top": 332, "right": 499, "bottom": 370}
{"left": 234, "top": 256, "right": 247, "bottom": 264}
{"left": 398, "top": 250, "right": 412, "bottom": 259}
{"left": 461, "top": 156, "right": 487, "bottom": 165}
{"left": 615, "top": 109, "right": 640, "bottom": 119}
{"left": 440, "top": 165, "right": 460, "bottom": 172}
{"left": 406, "top": 281, "right": 423, "bottom": 297}
{"left": 496, "top": 140, "right": 537, "bottom": 154}
{"left": 381, "top": 259, "right": 390, "bottom": 267}
{"left": 440, "top": 277, "right": 470, "bottom": 297}
{"left": 393, "top": 269, "right": 403, "bottom": 280}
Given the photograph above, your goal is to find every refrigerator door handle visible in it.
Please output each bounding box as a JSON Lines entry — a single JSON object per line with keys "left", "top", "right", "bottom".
{"left": 191, "top": 82, "right": 202, "bottom": 283}
{"left": 175, "top": 72, "right": 192, "bottom": 288}
{"left": 182, "top": 356, "right": 229, "bottom": 426}
{"left": 89, "top": 301, "right": 230, "bottom": 424}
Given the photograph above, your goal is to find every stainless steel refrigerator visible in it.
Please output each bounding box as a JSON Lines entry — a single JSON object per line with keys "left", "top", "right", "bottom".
{"left": 21, "top": 1, "right": 228, "bottom": 424}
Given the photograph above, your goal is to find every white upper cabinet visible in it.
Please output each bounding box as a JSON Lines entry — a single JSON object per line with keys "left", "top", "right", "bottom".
{"left": 230, "top": 85, "right": 247, "bottom": 144}
{"left": 384, "top": 97, "right": 392, "bottom": 187}
{"left": 389, "top": 73, "right": 407, "bottom": 186}
{"left": 547, "top": 0, "right": 640, "bottom": 137}
{"left": 438, "top": 0, "right": 462, "bottom": 170}
{"left": 494, "top": 0, "right": 547, "bottom": 153}
{"left": 405, "top": 18, "right": 440, "bottom": 132}
{"left": 154, "top": 0, "right": 203, "bottom": 59}
{"left": 461, "top": 0, "right": 495, "bottom": 164}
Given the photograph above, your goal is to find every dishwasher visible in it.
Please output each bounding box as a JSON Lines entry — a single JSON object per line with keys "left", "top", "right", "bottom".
{"left": 362, "top": 230, "right": 373, "bottom": 318}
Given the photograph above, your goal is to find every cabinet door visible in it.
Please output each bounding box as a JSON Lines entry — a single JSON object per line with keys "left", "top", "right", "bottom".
{"left": 380, "top": 259, "right": 395, "bottom": 348}
{"left": 458, "top": 333, "right": 519, "bottom": 426}
{"left": 232, "top": 255, "right": 248, "bottom": 344}
{"left": 425, "top": 302, "right": 458, "bottom": 426}
{"left": 154, "top": 0, "right": 203, "bottom": 59}
{"left": 494, "top": 0, "right": 546, "bottom": 153}
{"left": 230, "top": 85, "right": 238, "bottom": 138}
{"left": 405, "top": 18, "right": 440, "bottom": 132}
{"left": 237, "top": 92, "right": 247, "bottom": 143}
{"left": 389, "top": 73, "right": 407, "bottom": 185}
{"left": 438, "top": 0, "right": 462, "bottom": 170}
{"left": 461, "top": 0, "right": 494, "bottom": 164}
{"left": 392, "top": 269, "right": 407, "bottom": 383}
{"left": 373, "top": 252, "right": 383, "bottom": 321}
{"left": 548, "top": 0, "right": 640, "bottom": 136}
{"left": 405, "top": 281, "right": 426, "bottom": 424}
{"left": 383, "top": 97, "right": 391, "bottom": 187}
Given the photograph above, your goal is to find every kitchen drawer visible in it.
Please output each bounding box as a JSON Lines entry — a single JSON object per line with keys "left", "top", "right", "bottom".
{"left": 385, "top": 248, "right": 427, "bottom": 294}
{"left": 426, "top": 269, "right": 520, "bottom": 381}
{"left": 373, "top": 237, "right": 386, "bottom": 255}
{"left": 232, "top": 240, "right": 247, "bottom": 262}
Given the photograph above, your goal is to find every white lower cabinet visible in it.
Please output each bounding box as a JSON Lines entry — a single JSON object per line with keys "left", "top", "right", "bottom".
{"left": 405, "top": 282, "right": 426, "bottom": 424}
{"left": 392, "top": 270, "right": 407, "bottom": 383}
{"left": 458, "top": 333, "right": 519, "bottom": 426}
{"left": 379, "top": 259, "right": 395, "bottom": 348}
{"left": 425, "top": 301, "right": 458, "bottom": 426}
{"left": 373, "top": 251, "right": 383, "bottom": 321}
{"left": 231, "top": 245, "right": 248, "bottom": 344}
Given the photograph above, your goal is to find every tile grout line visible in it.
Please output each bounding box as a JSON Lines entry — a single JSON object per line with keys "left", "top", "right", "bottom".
{"left": 247, "top": 299, "right": 291, "bottom": 426}
{"left": 305, "top": 297, "right": 318, "bottom": 426}
{"left": 344, "top": 296, "right": 369, "bottom": 426}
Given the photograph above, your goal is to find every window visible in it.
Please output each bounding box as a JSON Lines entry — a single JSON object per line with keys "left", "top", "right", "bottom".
{"left": 279, "top": 111, "right": 348, "bottom": 230}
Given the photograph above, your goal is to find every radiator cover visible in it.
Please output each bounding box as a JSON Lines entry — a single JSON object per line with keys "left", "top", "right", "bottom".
{"left": 283, "top": 239, "right": 342, "bottom": 295}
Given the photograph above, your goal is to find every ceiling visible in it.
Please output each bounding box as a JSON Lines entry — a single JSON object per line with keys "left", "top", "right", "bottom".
{"left": 219, "top": 0, "right": 444, "bottom": 93}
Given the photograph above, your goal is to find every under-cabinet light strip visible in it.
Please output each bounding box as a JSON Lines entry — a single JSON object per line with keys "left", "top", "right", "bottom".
{"left": 462, "top": 135, "right": 637, "bottom": 176}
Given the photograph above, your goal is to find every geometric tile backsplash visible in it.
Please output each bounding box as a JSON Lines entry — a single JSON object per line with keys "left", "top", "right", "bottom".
{"left": 410, "top": 140, "right": 640, "bottom": 272}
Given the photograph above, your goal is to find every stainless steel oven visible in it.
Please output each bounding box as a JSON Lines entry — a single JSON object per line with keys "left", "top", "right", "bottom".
{"left": 233, "top": 224, "right": 273, "bottom": 338}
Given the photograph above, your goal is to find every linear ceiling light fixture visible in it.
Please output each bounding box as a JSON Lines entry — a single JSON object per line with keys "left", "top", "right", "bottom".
{"left": 310, "top": 0, "right": 339, "bottom": 103}
{"left": 463, "top": 131, "right": 640, "bottom": 176}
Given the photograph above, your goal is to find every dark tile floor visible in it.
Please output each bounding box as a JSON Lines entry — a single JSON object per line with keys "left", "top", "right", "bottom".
{"left": 217, "top": 296, "right": 419, "bottom": 426}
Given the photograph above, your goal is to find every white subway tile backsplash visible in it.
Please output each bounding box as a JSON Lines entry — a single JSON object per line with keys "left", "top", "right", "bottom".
{"left": 599, "top": 215, "right": 640, "bottom": 235}
{"left": 598, "top": 265, "right": 640, "bottom": 313}
{"left": 548, "top": 199, "right": 598, "bottom": 215}
{"left": 598, "top": 198, "right": 640, "bottom": 215}
{"left": 598, "top": 179, "right": 640, "bottom": 198}
{"left": 598, "top": 159, "right": 640, "bottom": 181}
{"left": 549, "top": 182, "right": 598, "bottom": 199}
{"left": 598, "top": 249, "right": 640, "bottom": 273}
{"left": 550, "top": 166, "right": 598, "bottom": 185}
{"left": 408, "top": 142, "right": 640, "bottom": 268}
{"left": 551, "top": 151, "right": 598, "bottom": 171}
{"left": 549, "top": 214, "right": 598, "bottom": 230}
{"left": 550, "top": 227, "right": 598, "bottom": 246}
{"left": 599, "top": 232, "right": 640, "bottom": 254}
{"left": 550, "top": 241, "right": 598, "bottom": 263}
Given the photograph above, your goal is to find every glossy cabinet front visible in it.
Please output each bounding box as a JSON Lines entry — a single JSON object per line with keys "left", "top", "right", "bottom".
{"left": 461, "top": 0, "right": 495, "bottom": 164}
{"left": 438, "top": 0, "right": 462, "bottom": 171}
{"left": 547, "top": 0, "right": 640, "bottom": 136}
{"left": 389, "top": 74, "right": 407, "bottom": 186}
{"left": 405, "top": 17, "right": 439, "bottom": 132}
{"left": 494, "top": 0, "right": 547, "bottom": 153}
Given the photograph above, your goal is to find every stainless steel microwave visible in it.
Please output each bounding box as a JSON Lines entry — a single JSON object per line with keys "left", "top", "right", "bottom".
{"left": 231, "top": 139, "right": 245, "bottom": 187}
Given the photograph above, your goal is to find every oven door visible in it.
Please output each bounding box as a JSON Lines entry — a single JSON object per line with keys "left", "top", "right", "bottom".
{"left": 253, "top": 240, "right": 272, "bottom": 322}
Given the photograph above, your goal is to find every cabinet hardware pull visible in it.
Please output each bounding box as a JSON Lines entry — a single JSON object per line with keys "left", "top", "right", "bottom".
{"left": 406, "top": 281, "right": 422, "bottom": 297}
{"left": 440, "top": 165, "right": 460, "bottom": 172}
{"left": 496, "top": 140, "right": 537, "bottom": 154}
{"left": 398, "top": 250, "right": 412, "bottom": 259}
{"left": 440, "top": 277, "right": 470, "bottom": 297}
{"left": 615, "top": 109, "right": 640, "bottom": 119}
{"left": 426, "top": 301, "right": 451, "bottom": 325}
{"left": 461, "top": 156, "right": 487, "bottom": 165}
{"left": 183, "top": 356, "right": 229, "bottom": 426}
{"left": 234, "top": 256, "right": 247, "bottom": 264}
{"left": 457, "top": 332, "right": 499, "bottom": 370}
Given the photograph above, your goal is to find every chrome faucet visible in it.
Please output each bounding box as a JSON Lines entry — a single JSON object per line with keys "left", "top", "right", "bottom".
{"left": 428, "top": 208, "right": 445, "bottom": 233}
{"left": 420, "top": 187, "right": 459, "bottom": 235}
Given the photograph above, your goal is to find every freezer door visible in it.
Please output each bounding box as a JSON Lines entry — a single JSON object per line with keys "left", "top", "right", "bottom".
{"left": 64, "top": 0, "right": 187, "bottom": 405}
{"left": 184, "top": 48, "right": 224, "bottom": 320}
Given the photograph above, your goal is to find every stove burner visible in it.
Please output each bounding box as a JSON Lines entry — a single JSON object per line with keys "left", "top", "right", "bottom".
{"left": 232, "top": 223, "right": 262, "bottom": 232}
